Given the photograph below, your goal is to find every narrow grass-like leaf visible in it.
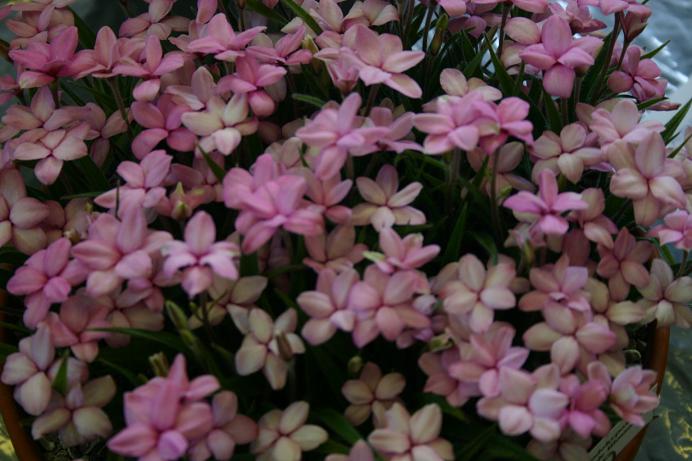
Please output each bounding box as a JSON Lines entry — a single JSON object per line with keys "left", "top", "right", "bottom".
{"left": 662, "top": 98, "right": 691, "bottom": 144}
{"left": 200, "top": 148, "right": 226, "bottom": 182}
{"left": 292, "top": 93, "right": 326, "bottom": 108}
{"left": 313, "top": 408, "right": 363, "bottom": 444}
{"left": 443, "top": 202, "right": 469, "bottom": 264}
{"left": 246, "top": 0, "right": 287, "bottom": 26}
{"left": 281, "top": 0, "right": 323, "bottom": 34}
{"left": 544, "top": 91, "right": 562, "bottom": 132}
{"left": 642, "top": 40, "right": 670, "bottom": 60}
{"left": 91, "top": 327, "right": 186, "bottom": 352}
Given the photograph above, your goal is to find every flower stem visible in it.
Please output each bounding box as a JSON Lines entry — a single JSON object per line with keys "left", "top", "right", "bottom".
{"left": 497, "top": 3, "right": 510, "bottom": 58}
{"left": 363, "top": 83, "right": 381, "bottom": 115}
{"left": 422, "top": 0, "right": 436, "bottom": 52}
{"left": 489, "top": 148, "right": 504, "bottom": 240}
{"left": 107, "top": 79, "right": 131, "bottom": 138}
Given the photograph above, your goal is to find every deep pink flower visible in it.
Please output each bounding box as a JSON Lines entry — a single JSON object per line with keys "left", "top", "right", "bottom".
{"left": 0, "top": 168, "right": 50, "bottom": 255}
{"left": 9, "top": 26, "right": 78, "bottom": 88}
{"left": 352, "top": 165, "right": 425, "bottom": 230}
{"left": 609, "top": 366, "right": 658, "bottom": 426}
{"left": 474, "top": 97, "right": 534, "bottom": 154}
{"left": 519, "top": 255, "right": 590, "bottom": 313}
{"left": 504, "top": 169, "right": 587, "bottom": 236}
{"left": 303, "top": 172, "right": 353, "bottom": 224}
{"left": 130, "top": 95, "right": 197, "bottom": 159}
{"left": 559, "top": 362, "right": 611, "bottom": 438}
{"left": 162, "top": 211, "right": 240, "bottom": 297}
{"left": 223, "top": 154, "right": 324, "bottom": 253}
{"left": 596, "top": 227, "right": 652, "bottom": 300}
{"left": 520, "top": 15, "right": 595, "bottom": 98}
{"left": 217, "top": 56, "right": 287, "bottom": 117}
{"left": 7, "top": 238, "right": 86, "bottom": 327}
{"left": 608, "top": 46, "right": 666, "bottom": 101}
{"left": 414, "top": 91, "right": 484, "bottom": 154}
{"left": 187, "top": 13, "right": 264, "bottom": 61}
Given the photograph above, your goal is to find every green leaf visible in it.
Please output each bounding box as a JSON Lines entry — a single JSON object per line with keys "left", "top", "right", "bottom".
{"left": 313, "top": 408, "right": 363, "bottom": 444}
{"left": 245, "top": 0, "right": 287, "bottom": 26}
{"left": 61, "top": 190, "right": 106, "bottom": 200}
{"left": 90, "top": 327, "right": 186, "bottom": 352}
{"left": 200, "top": 148, "right": 226, "bottom": 182}
{"left": 292, "top": 93, "right": 326, "bottom": 109}
{"left": 281, "top": 0, "right": 323, "bottom": 34}
{"left": 456, "top": 424, "right": 496, "bottom": 461}
{"left": 484, "top": 435, "right": 540, "bottom": 461}
{"left": 0, "top": 342, "right": 18, "bottom": 359}
{"left": 51, "top": 353, "right": 70, "bottom": 395}
{"left": 662, "top": 98, "right": 691, "bottom": 144}
{"left": 308, "top": 347, "right": 344, "bottom": 397}
{"left": 544, "top": 91, "right": 562, "bottom": 132}
{"left": 68, "top": 7, "right": 96, "bottom": 47}
{"left": 96, "top": 358, "right": 142, "bottom": 386}
{"left": 485, "top": 34, "right": 515, "bottom": 96}
{"left": 637, "top": 96, "right": 666, "bottom": 111}
{"left": 443, "top": 202, "right": 469, "bottom": 264}
{"left": 472, "top": 231, "right": 498, "bottom": 264}
{"left": 668, "top": 132, "right": 692, "bottom": 158}
{"left": 240, "top": 252, "right": 260, "bottom": 276}
{"left": 421, "top": 394, "right": 470, "bottom": 423}
{"left": 642, "top": 40, "right": 670, "bottom": 60}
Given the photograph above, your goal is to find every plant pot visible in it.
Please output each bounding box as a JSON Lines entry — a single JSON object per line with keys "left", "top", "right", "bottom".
{"left": 0, "top": 290, "right": 671, "bottom": 461}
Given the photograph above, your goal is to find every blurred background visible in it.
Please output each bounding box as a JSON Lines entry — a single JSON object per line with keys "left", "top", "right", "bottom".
{"left": 0, "top": 0, "right": 690, "bottom": 460}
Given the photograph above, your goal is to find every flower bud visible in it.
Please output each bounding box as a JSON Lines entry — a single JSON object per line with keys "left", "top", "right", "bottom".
{"left": 276, "top": 333, "right": 294, "bottom": 361}
{"left": 149, "top": 353, "right": 169, "bottom": 377}
{"left": 347, "top": 356, "right": 364, "bottom": 376}
{"left": 430, "top": 14, "right": 449, "bottom": 56}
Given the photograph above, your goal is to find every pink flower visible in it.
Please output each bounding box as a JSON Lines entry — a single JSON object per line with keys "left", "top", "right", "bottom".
{"left": 375, "top": 228, "right": 440, "bottom": 274}
{"left": 45, "top": 293, "right": 110, "bottom": 362}
{"left": 596, "top": 227, "right": 652, "bottom": 300}
{"left": 251, "top": 401, "right": 328, "bottom": 460}
{"left": 580, "top": 0, "right": 650, "bottom": 16}
{"left": 609, "top": 132, "right": 686, "bottom": 226}
{"left": 342, "top": 25, "right": 424, "bottom": 98}
{"left": 474, "top": 97, "right": 534, "bottom": 154}
{"left": 217, "top": 56, "right": 287, "bottom": 117}
{"left": 588, "top": 99, "right": 663, "bottom": 151}
{"left": 68, "top": 26, "right": 134, "bottom": 79}
{"left": 9, "top": 26, "right": 78, "bottom": 88}
{"left": 348, "top": 266, "right": 431, "bottom": 347}
{"left": 303, "top": 172, "right": 353, "bottom": 224}
{"left": 187, "top": 13, "right": 265, "bottom": 61}
{"left": 568, "top": 188, "right": 618, "bottom": 248}
{"left": 504, "top": 169, "right": 587, "bottom": 236}
{"left": 523, "top": 306, "right": 616, "bottom": 374}
{"left": 468, "top": 142, "right": 535, "bottom": 197}
{"left": 119, "top": 0, "right": 188, "bottom": 39}
{"left": 295, "top": 93, "right": 388, "bottom": 179}
{"left": 343, "top": 0, "right": 399, "bottom": 27}
{"left": 326, "top": 440, "right": 375, "bottom": 461}
{"left": 364, "top": 107, "right": 422, "bottom": 154}
{"left": 414, "top": 92, "right": 484, "bottom": 154}
{"left": 559, "top": 362, "right": 611, "bottom": 438}
{"left": 114, "top": 34, "right": 186, "bottom": 101}
{"left": 31, "top": 375, "right": 115, "bottom": 446}
{"left": 519, "top": 255, "right": 590, "bottom": 313}
{"left": 304, "top": 225, "right": 366, "bottom": 272}
{"left": 438, "top": 254, "right": 517, "bottom": 333}
{"left": 419, "top": 347, "right": 481, "bottom": 406}
{"left": 181, "top": 93, "right": 258, "bottom": 156}
{"left": 342, "top": 362, "right": 405, "bottom": 426}
{"left": 519, "top": 15, "right": 595, "bottom": 98}
{"left": 637, "top": 259, "right": 692, "bottom": 328}
{"left": 450, "top": 324, "right": 529, "bottom": 397}
{"left": 477, "top": 364, "right": 568, "bottom": 442}
{"left": 162, "top": 211, "right": 239, "bottom": 297}
{"left": 223, "top": 154, "right": 324, "bottom": 253}
{"left": 475, "top": 0, "right": 548, "bottom": 13}
{"left": 0, "top": 325, "right": 55, "bottom": 416}
{"left": 368, "top": 403, "right": 453, "bottom": 460}
{"left": 532, "top": 123, "right": 602, "bottom": 184}
{"left": 8, "top": 238, "right": 86, "bottom": 327}
{"left": 352, "top": 165, "right": 425, "bottom": 230}
{"left": 232, "top": 309, "right": 305, "bottom": 390}
{"left": 130, "top": 95, "right": 197, "bottom": 159}
{"left": 609, "top": 366, "right": 658, "bottom": 426}
{"left": 549, "top": 0, "right": 606, "bottom": 34}
{"left": 188, "top": 391, "right": 258, "bottom": 461}
{"left": 107, "top": 355, "right": 218, "bottom": 461}
{"left": 299, "top": 268, "right": 358, "bottom": 345}
{"left": 650, "top": 209, "right": 692, "bottom": 250}
{"left": 248, "top": 25, "right": 313, "bottom": 66}
{"left": 608, "top": 46, "right": 666, "bottom": 101}
{"left": 0, "top": 168, "right": 50, "bottom": 254}
{"left": 439, "top": 68, "right": 502, "bottom": 101}
{"left": 72, "top": 209, "right": 172, "bottom": 297}
{"left": 189, "top": 275, "right": 268, "bottom": 329}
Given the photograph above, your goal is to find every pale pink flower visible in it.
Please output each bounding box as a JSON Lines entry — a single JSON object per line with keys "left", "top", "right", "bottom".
{"left": 579, "top": 0, "right": 650, "bottom": 16}
{"left": 438, "top": 68, "right": 502, "bottom": 101}
{"left": 637, "top": 259, "right": 692, "bottom": 328}
{"left": 414, "top": 92, "right": 484, "bottom": 154}
{"left": 368, "top": 403, "right": 453, "bottom": 460}
{"left": 107, "top": 355, "right": 218, "bottom": 460}
{"left": 450, "top": 324, "right": 529, "bottom": 398}
{"left": 438, "top": 0, "right": 467, "bottom": 17}
{"left": 549, "top": 0, "right": 606, "bottom": 34}
{"left": 567, "top": 188, "right": 618, "bottom": 248}
{"left": 468, "top": 142, "right": 535, "bottom": 197}
{"left": 477, "top": 364, "right": 568, "bottom": 442}
{"left": 438, "top": 254, "right": 517, "bottom": 333}
{"left": 13, "top": 122, "right": 90, "bottom": 185}
{"left": 352, "top": 165, "right": 425, "bottom": 230}
{"left": 188, "top": 275, "right": 267, "bottom": 329}
{"left": 251, "top": 402, "right": 328, "bottom": 461}
{"left": 342, "top": 362, "right": 405, "bottom": 426}
{"left": 247, "top": 25, "right": 313, "bottom": 66}
{"left": 527, "top": 430, "right": 592, "bottom": 461}
{"left": 233, "top": 309, "right": 305, "bottom": 390}
{"left": 303, "top": 172, "right": 353, "bottom": 224}
{"left": 217, "top": 56, "right": 286, "bottom": 117}
{"left": 588, "top": 99, "right": 663, "bottom": 151}
{"left": 95, "top": 150, "right": 172, "bottom": 213}
{"left": 68, "top": 26, "right": 141, "bottom": 79}
{"left": 375, "top": 228, "right": 440, "bottom": 274}
{"left": 519, "top": 255, "right": 590, "bottom": 313}
{"left": 596, "top": 227, "right": 652, "bottom": 300}
{"left": 130, "top": 95, "right": 197, "bottom": 159}
{"left": 223, "top": 154, "right": 324, "bottom": 253}
{"left": 364, "top": 107, "right": 422, "bottom": 154}
{"left": 303, "top": 225, "right": 366, "bottom": 273}
{"left": 475, "top": 0, "right": 548, "bottom": 13}
{"left": 295, "top": 93, "right": 388, "bottom": 179}
{"left": 609, "top": 366, "right": 658, "bottom": 426}
{"left": 71, "top": 209, "right": 172, "bottom": 297}
{"left": 181, "top": 93, "right": 258, "bottom": 156}
{"left": 650, "top": 209, "right": 692, "bottom": 250}
{"left": 342, "top": 25, "right": 424, "bottom": 98}
{"left": 523, "top": 306, "right": 616, "bottom": 374}
{"left": 7, "top": 238, "right": 86, "bottom": 327}
{"left": 519, "top": 15, "right": 595, "bottom": 98}
{"left": 308, "top": 0, "right": 347, "bottom": 32}
{"left": 343, "top": 0, "right": 399, "bottom": 27}
{"left": 188, "top": 391, "right": 258, "bottom": 461}
{"left": 609, "top": 132, "right": 686, "bottom": 226}
{"left": 419, "top": 347, "right": 481, "bottom": 406}
{"left": 608, "top": 46, "right": 666, "bottom": 101}
{"left": 45, "top": 293, "right": 110, "bottom": 362}
{"left": 187, "top": 13, "right": 265, "bottom": 61}
{"left": 105, "top": 297, "right": 165, "bottom": 348}
{"left": 299, "top": 268, "right": 358, "bottom": 345}
{"left": 119, "top": 0, "right": 188, "bottom": 39}
{"left": 0, "top": 325, "right": 55, "bottom": 416}
{"left": 532, "top": 123, "right": 602, "bottom": 184}
{"left": 586, "top": 278, "right": 646, "bottom": 327}
{"left": 114, "top": 35, "right": 186, "bottom": 101}
{"left": 162, "top": 211, "right": 239, "bottom": 297}
{"left": 326, "top": 440, "right": 375, "bottom": 461}
{"left": 348, "top": 266, "right": 431, "bottom": 347}
{"left": 0, "top": 168, "right": 50, "bottom": 254}
{"left": 559, "top": 362, "right": 611, "bottom": 438}
{"left": 9, "top": 26, "right": 78, "bottom": 88}
{"left": 31, "top": 375, "right": 115, "bottom": 446}
{"left": 504, "top": 169, "right": 587, "bottom": 236}
{"left": 70, "top": 103, "right": 129, "bottom": 165}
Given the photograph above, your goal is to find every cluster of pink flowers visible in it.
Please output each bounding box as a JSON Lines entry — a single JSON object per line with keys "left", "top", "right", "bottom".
{"left": 0, "top": 0, "right": 688, "bottom": 460}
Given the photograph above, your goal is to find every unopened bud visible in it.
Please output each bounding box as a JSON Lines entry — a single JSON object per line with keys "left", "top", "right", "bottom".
{"left": 276, "top": 333, "right": 294, "bottom": 361}
{"left": 622, "top": 13, "right": 648, "bottom": 42}
{"left": 166, "top": 300, "right": 189, "bottom": 331}
{"left": 431, "top": 14, "right": 449, "bottom": 56}
{"left": 149, "top": 352, "right": 169, "bottom": 377}
{"left": 429, "top": 333, "right": 452, "bottom": 352}
{"left": 347, "top": 356, "right": 364, "bottom": 376}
